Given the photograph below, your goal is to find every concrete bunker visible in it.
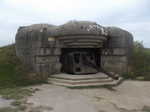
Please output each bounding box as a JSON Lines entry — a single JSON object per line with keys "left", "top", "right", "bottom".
{"left": 15, "top": 21, "right": 133, "bottom": 81}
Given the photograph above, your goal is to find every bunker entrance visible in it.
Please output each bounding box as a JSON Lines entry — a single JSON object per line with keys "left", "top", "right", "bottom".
{"left": 60, "top": 48, "right": 101, "bottom": 75}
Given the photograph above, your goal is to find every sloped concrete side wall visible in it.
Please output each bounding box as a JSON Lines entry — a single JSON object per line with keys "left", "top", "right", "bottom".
{"left": 101, "top": 27, "right": 133, "bottom": 74}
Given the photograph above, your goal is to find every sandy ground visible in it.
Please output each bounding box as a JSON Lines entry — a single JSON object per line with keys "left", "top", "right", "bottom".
{"left": 25, "top": 80, "right": 150, "bottom": 112}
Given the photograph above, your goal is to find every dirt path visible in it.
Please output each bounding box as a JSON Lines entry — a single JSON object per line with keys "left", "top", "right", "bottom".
{"left": 26, "top": 80, "right": 150, "bottom": 112}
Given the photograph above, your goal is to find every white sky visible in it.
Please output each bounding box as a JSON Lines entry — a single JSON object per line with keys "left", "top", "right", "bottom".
{"left": 0, "top": 0, "right": 150, "bottom": 47}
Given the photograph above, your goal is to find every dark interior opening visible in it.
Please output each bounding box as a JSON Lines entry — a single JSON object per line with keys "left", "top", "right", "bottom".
{"left": 60, "top": 48, "right": 101, "bottom": 75}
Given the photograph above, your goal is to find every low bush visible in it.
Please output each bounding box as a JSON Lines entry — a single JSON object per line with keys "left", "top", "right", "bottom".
{"left": 125, "top": 41, "right": 150, "bottom": 80}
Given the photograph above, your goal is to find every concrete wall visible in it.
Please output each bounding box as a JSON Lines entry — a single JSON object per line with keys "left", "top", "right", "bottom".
{"left": 15, "top": 24, "right": 62, "bottom": 81}
{"left": 101, "top": 27, "right": 133, "bottom": 74}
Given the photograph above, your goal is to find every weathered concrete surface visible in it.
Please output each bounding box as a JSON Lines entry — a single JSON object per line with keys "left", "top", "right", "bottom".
{"left": 15, "top": 21, "right": 133, "bottom": 81}
{"left": 26, "top": 80, "right": 150, "bottom": 112}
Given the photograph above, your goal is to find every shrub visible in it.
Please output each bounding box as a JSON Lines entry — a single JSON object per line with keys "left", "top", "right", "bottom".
{"left": 127, "top": 41, "right": 150, "bottom": 80}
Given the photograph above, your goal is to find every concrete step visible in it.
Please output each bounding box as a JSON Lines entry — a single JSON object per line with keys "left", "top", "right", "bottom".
{"left": 48, "top": 77, "right": 113, "bottom": 84}
{"left": 48, "top": 73, "right": 121, "bottom": 88}
{"left": 50, "top": 73, "right": 109, "bottom": 80}
{"left": 49, "top": 81, "right": 119, "bottom": 87}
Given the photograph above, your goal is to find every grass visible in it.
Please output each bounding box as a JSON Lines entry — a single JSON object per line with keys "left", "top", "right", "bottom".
{"left": 0, "top": 87, "right": 38, "bottom": 112}
{"left": 0, "top": 87, "right": 33, "bottom": 100}
{"left": 0, "top": 44, "right": 27, "bottom": 88}
{"left": 0, "top": 44, "right": 43, "bottom": 88}
{"left": 0, "top": 107, "right": 21, "bottom": 112}
{"left": 0, "top": 44, "right": 39, "bottom": 111}
{"left": 0, "top": 105, "right": 27, "bottom": 112}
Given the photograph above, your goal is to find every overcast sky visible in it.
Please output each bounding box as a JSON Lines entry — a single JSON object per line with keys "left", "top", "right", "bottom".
{"left": 0, "top": 0, "right": 150, "bottom": 47}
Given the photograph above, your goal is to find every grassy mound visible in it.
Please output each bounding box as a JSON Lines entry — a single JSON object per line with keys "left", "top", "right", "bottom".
{"left": 0, "top": 44, "right": 32, "bottom": 89}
